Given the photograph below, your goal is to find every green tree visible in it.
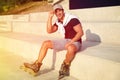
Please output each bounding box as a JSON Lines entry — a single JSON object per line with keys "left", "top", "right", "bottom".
{"left": 0, "top": 0, "right": 32, "bottom": 13}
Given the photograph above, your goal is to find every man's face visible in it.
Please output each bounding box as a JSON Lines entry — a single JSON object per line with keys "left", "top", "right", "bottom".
{"left": 55, "top": 9, "right": 64, "bottom": 20}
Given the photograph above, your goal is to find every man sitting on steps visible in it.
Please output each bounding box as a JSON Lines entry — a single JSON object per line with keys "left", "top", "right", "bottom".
{"left": 24, "top": 4, "right": 84, "bottom": 79}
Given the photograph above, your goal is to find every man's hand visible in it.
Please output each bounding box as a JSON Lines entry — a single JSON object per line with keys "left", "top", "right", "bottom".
{"left": 49, "top": 10, "right": 55, "bottom": 18}
{"left": 47, "top": 10, "right": 58, "bottom": 33}
{"left": 65, "top": 40, "right": 74, "bottom": 49}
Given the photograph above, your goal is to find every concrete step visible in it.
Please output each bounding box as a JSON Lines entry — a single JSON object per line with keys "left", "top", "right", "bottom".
{"left": 12, "top": 22, "right": 62, "bottom": 38}
{"left": 0, "top": 32, "right": 120, "bottom": 80}
{"left": 12, "top": 14, "right": 29, "bottom": 22}
{"left": 11, "top": 20, "right": 120, "bottom": 44}
{"left": 0, "top": 49, "right": 78, "bottom": 80}
{"left": 0, "top": 32, "right": 55, "bottom": 60}
{"left": 0, "top": 21, "right": 11, "bottom": 32}
{"left": 29, "top": 12, "right": 49, "bottom": 22}
{"left": 12, "top": 22, "right": 47, "bottom": 35}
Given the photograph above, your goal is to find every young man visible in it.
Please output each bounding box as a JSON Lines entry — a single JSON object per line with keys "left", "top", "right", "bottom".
{"left": 24, "top": 4, "right": 84, "bottom": 78}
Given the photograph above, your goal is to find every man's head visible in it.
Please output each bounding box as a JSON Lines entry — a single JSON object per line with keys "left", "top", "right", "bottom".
{"left": 53, "top": 4, "right": 64, "bottom": 21}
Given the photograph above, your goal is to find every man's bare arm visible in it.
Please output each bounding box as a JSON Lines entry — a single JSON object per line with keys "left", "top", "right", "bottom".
{"left": 47, "top": 11, "right": 58, "bottom": 33}
{"left": 65, "top": 24, "right": 84, "bottom": 48}
{"left": 71, "top": 24, "right": 84, "bottom": 42}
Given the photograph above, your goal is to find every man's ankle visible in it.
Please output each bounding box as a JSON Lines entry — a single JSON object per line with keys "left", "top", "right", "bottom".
{"left": 64, "top": 60, "right": 70, "bottom": 65}
{"left": 35, "top": 60, "right": 42, "bottom": 64}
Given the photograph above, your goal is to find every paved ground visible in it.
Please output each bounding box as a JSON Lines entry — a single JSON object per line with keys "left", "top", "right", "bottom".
{"left": 0, "top": 49, "right": 78, "bottom": 80}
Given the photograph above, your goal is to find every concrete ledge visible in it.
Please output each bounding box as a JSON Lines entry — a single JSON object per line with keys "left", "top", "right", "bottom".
{"left": 12, "top": 22, "right": 47, "bottom": 35}
{"left": 0, "top": 32, "right": 120, "bottom": 80}
{"left": 11, "top": 21, "right": 120, "bottom": 44}
{"left": 29, "top": 12, "right": 48, "bottom": 22}
{"left": 12, "top": 22, "right": 63, "bottom": 38}
{"left": 0, "top": 15, "right": 13, "bottom": 21}
{"left": 12, "top": 14, "right": 29, "bottom": 22}
{"left": 0, "top": 21, "right": 12, "bottom": 32}
{"left": 82, "top": 22, "right": 120, "bottom": 44}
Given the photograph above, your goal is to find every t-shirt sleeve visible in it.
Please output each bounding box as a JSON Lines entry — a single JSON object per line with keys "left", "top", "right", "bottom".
{"left": 69, "top": 18, "right": 81, "bottom": 27}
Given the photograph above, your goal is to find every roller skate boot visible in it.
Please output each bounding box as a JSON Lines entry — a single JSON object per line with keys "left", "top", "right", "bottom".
{"left": 23, "top": 61, "right": 42, "bottom": 76}
{"left": 58, "top": 61, "right": 70, "bottom": 79}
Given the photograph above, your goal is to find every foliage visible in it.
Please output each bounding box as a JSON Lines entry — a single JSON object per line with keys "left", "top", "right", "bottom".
{"left": 0, "top": 0, "right": 32, "bottom": 13}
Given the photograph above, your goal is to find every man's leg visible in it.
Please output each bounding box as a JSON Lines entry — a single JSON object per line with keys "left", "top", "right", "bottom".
{"left": 59, "top": 43, "right": 79, "bottom": 79}
{"left": 64, "top": 44, "right": 77, "bottom": 64}
{"left": 36, "top": 40, "right": 53, "bottom": 63}
{"left": 24, "top": 40, "right": 53, "bottom": 73}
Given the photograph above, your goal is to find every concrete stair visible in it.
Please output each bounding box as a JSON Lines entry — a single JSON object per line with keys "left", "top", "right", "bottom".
{"left": 0, "top": 32, "right": 120, "bottom": 80}
{"left": 0, "top": 49, "right": 78, "bottom": 80}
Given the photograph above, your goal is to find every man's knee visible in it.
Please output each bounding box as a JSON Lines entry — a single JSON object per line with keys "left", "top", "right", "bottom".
{"left": 42, "top": 40, "right": 53, "bottom": 48}
{"left": 67, "top": 44, "right": 77, "bottom": 53}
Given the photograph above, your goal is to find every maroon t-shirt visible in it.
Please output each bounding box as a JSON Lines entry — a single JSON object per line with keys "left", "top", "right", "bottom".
{"left": 54, "top": 18, "right": 82, "bottom": 43}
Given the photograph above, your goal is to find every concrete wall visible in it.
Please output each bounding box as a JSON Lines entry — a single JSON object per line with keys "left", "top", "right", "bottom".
{"left": 0, "top": 1, "right": 120, "bottom": 44}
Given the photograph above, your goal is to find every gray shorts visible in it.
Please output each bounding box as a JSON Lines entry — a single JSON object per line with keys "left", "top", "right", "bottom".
{"left": 52, "top": 39, "right": 81, "bottom": 52}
